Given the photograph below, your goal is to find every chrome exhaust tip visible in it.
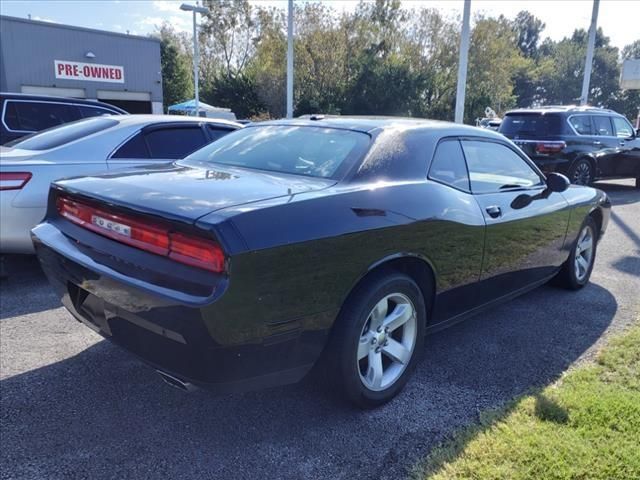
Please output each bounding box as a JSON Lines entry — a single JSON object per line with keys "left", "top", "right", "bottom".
{"left": 156, "top": 370, "right": 197, "bottom": 392}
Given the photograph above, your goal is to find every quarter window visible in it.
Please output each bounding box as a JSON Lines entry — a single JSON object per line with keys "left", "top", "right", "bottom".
{"left": 611, "top": 116, "right": 634, "bottom": 138}
{"left": 145, "top": 127, "right": 208, "bottom": 159}
{"left": 592, "top": 116, "right": 613, "bottom": 136}
{"left": 206, "top": 125, "right": 234, "bottom": 142}
{"left": 569, "top": 115, "right": 592, "bottom": 135}
{"left": 429, "top": 139, "right": 470, "bottom": 191}
{"left": 112, "top": 132, "right": 149, "bottom": 159}
{"left": 461, "top": 140, "right": 542, "bottom": 194}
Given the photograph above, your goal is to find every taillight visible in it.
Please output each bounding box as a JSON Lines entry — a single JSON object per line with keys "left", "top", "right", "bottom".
{"left": 56, "top": 195, "right": 225, "bottom": 273}
{"left": 0, "top": 172, "right": 32, "bottom": 191}
{"left": 535, "top": 141, "right": 566, "bottom": 154}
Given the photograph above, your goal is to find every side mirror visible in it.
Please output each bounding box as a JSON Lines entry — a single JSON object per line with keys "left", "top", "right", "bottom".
{"left": 546, "top": 172, "right": 570, "bottom": 192}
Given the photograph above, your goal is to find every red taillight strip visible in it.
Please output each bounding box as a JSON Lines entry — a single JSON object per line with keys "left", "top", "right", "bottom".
{"left": 0, "top": 172, "right": 32, "bottom": 191}
{"left": 56, "top": 195, "right": 225, "bottom": 273}
{"left": 535, "top": 141, "right": 566, "bottom": 154}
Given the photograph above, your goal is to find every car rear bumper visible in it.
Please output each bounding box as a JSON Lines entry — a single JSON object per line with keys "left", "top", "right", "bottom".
{"left": 32, "top": 222, "right": 332, "bottom": 393}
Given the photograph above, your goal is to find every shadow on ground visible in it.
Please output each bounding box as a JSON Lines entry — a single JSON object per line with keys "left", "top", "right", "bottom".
{"left": 0, "top": 282, "right": 617, "bottom": 480}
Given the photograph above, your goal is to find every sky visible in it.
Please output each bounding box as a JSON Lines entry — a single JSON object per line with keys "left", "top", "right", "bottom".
{"left": 1, "top": 0, "right": 638, "bottom": 50}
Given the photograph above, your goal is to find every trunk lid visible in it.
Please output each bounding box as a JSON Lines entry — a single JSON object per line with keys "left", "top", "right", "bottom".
{"left": 52, "top": 161, "right": 336, "bottom": 223}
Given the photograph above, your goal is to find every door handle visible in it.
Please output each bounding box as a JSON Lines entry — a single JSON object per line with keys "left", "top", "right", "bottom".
{"left": 592, "top": 141, "right": 602, "bottom": 146}
{"left": 619, "top": 140, "right": 625, "bottom": 146}
{"left": 485, "top": 205, "right": 502, "bottom": 218}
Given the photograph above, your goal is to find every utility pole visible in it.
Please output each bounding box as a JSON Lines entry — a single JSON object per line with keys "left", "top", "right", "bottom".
{"left": 455, "top": 0, "right": 471, "bottom": 123}
{"left": 180, "top": 3, "right": 209, "bottom": 117}
{"left": 286, "top": 0, "right": 294, "bottom": 118}
{"left": 580, "top": 0, "right": 600, "bottom": 106}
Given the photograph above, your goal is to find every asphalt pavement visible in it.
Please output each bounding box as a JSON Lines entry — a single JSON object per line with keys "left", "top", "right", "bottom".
{"left": 1, "top": 179, "right": 639, "bottom": 480}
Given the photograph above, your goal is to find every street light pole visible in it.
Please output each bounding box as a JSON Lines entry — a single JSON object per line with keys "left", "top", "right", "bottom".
{"left": 580, "top": 0, "right": 600, "bottom": 106}
{"left": 180, "top": 3, "right": 209, "bottom": 117}
{"left": 286, "top": 0, "right": 294, "bottom": 118}
{"left": 455, "top": 0, "right": 471, "bottom": 124}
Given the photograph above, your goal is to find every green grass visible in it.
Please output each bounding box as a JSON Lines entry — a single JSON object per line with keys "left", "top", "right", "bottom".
{"left": 413, "top": 323, "right": 640, "bottom": 480}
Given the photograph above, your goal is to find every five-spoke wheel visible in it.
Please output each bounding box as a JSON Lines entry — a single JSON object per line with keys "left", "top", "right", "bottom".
{"left": 357, "top": 293, "right": 417, "bottom": 392}
{"left": 326, "top": 271, "right": 428, "bottom": 408}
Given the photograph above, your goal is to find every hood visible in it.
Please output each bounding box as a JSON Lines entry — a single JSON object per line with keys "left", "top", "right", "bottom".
{"left": 53, "top": 161, "right": 335, "bottom": 223}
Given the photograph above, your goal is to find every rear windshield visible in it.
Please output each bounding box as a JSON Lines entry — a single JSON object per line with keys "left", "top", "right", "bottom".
{"left": 184, "top": 125, "right": 370, "bottom": 179}
{"left": 499, "top": 114, "right": 562, "bottom": 137}
{"left": 5, "top": 117, "right": 119, "bottom": 151}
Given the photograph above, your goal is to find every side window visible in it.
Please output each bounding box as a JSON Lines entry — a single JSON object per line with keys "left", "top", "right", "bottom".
{"left": 111, "top": 132, "right": 149, "bottom": 159}
{"left": 569, "top": 115, "right": 593, "bottom": 135}
{"left": 144, "top": 127, "right": 208, "bottom": 159}
{"left": 78, "top": 106, "right": 115, "bottom": 119}
{"left": 5, "top": 101, "right": 80, "bottom": 132}
{"left": 592, "top": 116, "right": 613, "bottom": 136}
{"left": 206, "top": 125, "right": 233, "bottom": 143}
{"left": 462, "top": 140, "right": 542, "bottom": 194}
{"left": 428, "top": 139, "right": 470, "bottom": 192}
{"left": 611, "top": 116, "right": 634, "bottom": 138}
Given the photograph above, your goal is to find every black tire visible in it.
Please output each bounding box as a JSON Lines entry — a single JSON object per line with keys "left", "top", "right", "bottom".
{"left": 553, "top": 216, "right": 598, "bottom": 290}
{"left": 568, "top": 158, "right": 594, "bottom": 186}
{"left": 324, "top": 270, "right": 427, "bottom": 408}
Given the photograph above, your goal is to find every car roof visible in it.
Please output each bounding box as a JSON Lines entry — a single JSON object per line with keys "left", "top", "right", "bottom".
{"left": 254, "top": 116, "right": 504, "bottom": 139}
{"left": 0, "top": 92, "right": 126, "bottom": 112}
{"left": 112, "top": 114, "right": 243, "bottom": 129}
{"left": 505, "top": 105, "right": 621, "bottom": 116}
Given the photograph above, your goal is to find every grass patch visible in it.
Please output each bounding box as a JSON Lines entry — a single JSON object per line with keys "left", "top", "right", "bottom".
{"left": 413, "top": 324, "right": 640, "bottom": 480}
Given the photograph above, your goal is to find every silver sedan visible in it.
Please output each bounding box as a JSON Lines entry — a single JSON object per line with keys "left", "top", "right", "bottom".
{"left": 0, "top": 114, "right": 241, "bottom": 253}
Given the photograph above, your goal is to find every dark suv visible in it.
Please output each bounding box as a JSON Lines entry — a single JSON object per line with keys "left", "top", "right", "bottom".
{"left": 1, "top": 93, "right": 126, "bottom": 144}
{"left": 499, "top": 106, "right": 640, "bottom": 187}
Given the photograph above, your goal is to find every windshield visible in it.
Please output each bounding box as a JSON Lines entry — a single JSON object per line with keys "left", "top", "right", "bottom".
{"left": 5, "top": 117, "right": 119, "bottom": 151}
{"left": 184, "top": 125, "right": 370, "bottom": 179}
{"left": 499, "top": 114, "right": 562, "bottom": 137}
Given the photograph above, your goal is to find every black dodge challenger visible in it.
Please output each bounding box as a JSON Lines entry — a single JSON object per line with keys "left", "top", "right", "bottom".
{"left": 32, "top": 117, "right": 611, "bottom": 407}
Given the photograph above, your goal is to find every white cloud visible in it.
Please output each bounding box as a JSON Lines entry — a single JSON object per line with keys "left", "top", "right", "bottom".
{"left": 152, "top": 0, "right": 184, "bottom": 13}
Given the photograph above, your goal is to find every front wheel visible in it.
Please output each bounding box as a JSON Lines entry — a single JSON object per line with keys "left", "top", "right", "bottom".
{"left": 553, "top": 217, "right": 598, "bottom": 290}
{"left": 326, "top": 272, "right": 427, "bottom": 408}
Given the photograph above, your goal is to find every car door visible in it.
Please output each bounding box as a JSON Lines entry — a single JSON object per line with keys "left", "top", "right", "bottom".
{"left": 462, "top": 139, "right": 571, "bottom": 296}
{"left": 591, "top": 115, "right": 621, "bottom": 178}
{"left": 108, "top": 122, "right": 210, "bottom": 168}
{"left": 611, "top": 115, "right": 640, "bottom": 178}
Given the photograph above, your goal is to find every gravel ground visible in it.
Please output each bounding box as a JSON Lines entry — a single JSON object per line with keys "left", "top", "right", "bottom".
{"left": 1, "top": 179, "right": 639, "bottom": 480}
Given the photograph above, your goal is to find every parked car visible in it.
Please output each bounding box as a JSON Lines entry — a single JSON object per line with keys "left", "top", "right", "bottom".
{"left": 1, "top": 115, "right": 241, "bottom": 254}
{"left": 33, "top": 117, "right": 610, "bottom": 408}
{"left": 499, "top": 106, "right": 640, "bottom": 187}
{"left": 0, "top": 92, "right": 127, "bottom": 144}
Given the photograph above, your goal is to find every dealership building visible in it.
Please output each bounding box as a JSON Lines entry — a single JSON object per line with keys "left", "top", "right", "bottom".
{"left": 0, "top": 15, "right": 163, "bottom": 113}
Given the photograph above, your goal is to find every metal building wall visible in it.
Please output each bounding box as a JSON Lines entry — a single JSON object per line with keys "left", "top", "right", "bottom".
{"left": 0, "top": 16, "right": 162, "bottom": 111}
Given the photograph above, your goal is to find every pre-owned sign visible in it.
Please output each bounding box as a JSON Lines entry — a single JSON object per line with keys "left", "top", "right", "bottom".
{"left": 54, "top": 60, "right": 125, "bottom": 84}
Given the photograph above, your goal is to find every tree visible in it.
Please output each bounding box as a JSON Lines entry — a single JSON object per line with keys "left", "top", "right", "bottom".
{"left": 155, "top": 24, "right": 193, "bottom": 111}
{"left": 537, "top": 28, "right": 620, "bottom": 107}
{"left": 464, "top": 16, "right": 526, "bottom": 122}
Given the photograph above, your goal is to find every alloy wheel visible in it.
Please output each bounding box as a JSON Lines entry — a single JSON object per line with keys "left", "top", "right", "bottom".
{"left": 357, "top": 293, "right": 417, "bottom": 392}
{"left": 574, "top": 225, "right": 594, "bottom": 281}
{"left": 572, "top": 162, "right": 592, "bottom": 185}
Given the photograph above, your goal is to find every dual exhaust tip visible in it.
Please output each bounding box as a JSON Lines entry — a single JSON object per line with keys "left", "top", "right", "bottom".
{"left": 156, "top": 370, "right": 197, "bottom": 392}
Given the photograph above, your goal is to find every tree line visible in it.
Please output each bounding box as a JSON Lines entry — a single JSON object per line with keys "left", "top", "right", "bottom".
{"left": 155, "top": 0, "right": 640, "bottom": 123}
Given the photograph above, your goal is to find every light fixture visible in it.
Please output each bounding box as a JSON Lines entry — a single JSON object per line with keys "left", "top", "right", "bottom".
{"left": 85, "top": 51, "right": 96, "bottom": 59}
